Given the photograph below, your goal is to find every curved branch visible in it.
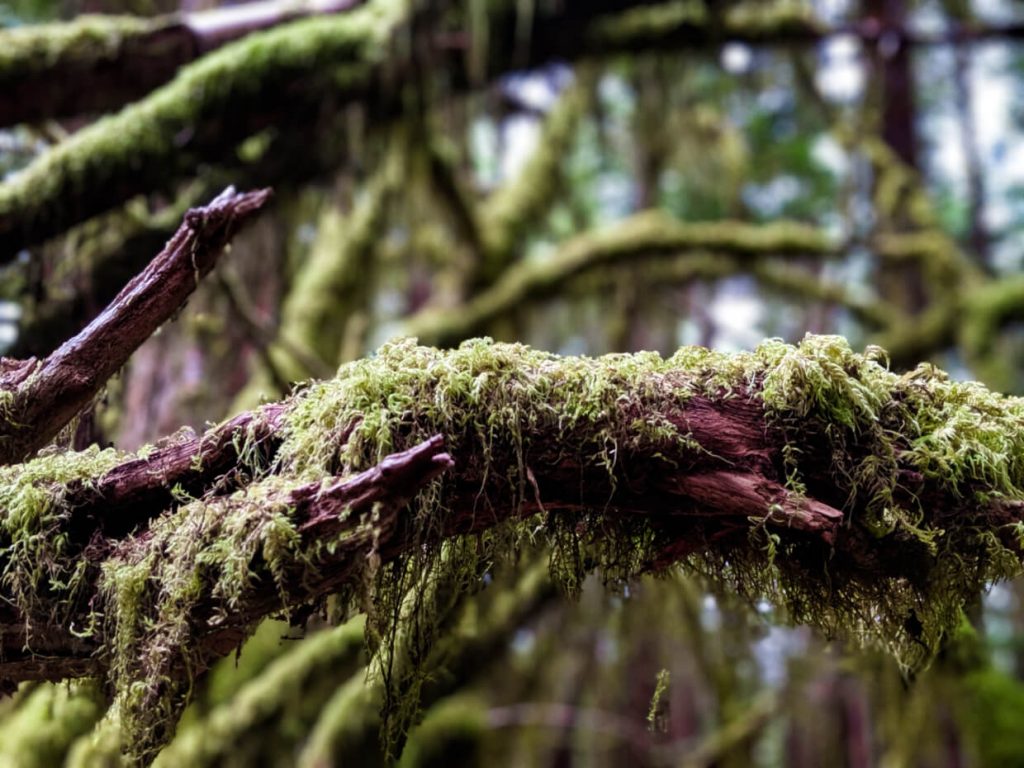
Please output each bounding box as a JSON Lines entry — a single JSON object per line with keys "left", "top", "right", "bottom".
{"left": 403, "top": 211, "right": 838, "bottom": 346}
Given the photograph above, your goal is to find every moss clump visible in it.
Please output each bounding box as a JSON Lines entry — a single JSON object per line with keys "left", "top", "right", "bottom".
{"left": 0, "top": 443, "right": 123, "bottom": 636}
{"left": 97, "top": 474, "right": 322, "bottom": 763}
{"left": 278, "top": 336, "right": 1024, "bottom": 673}
{"left": 751, "top": 336, "right": 1024, "bottom": 668}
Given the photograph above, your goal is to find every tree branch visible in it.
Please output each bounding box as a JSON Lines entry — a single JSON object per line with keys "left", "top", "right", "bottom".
{"left": 403, "top": 211, "right": 838, "bottom": 346}
{"left": 0, "top": 0, "right": 362, "bottom": 127}
{"left": 0, "top": 186, "right": 271, "bottom": 464}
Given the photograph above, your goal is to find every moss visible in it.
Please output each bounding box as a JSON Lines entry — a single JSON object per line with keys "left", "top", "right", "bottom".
{"left": 277, "top": 335, "right": 1024, "bottom": 675}
{"left": 404, "top": 212, "right": 836, "bottom": 346}
{"left": 65, "top": 709, "right": 126, "bottom": 768}
{"left": 0, "top": 0, "right": 410, "bottom": 245}
{"left": 0, "top": 15, "right": 156, "bottom": 84}
{"left": 96, "top": 474, "right": 319, "bottom": 762}
{"left": 958, "top": 276, "right": 1024, "bottom": 393}
{"left": 586, "top": 1, "right": 819, "bottom": 47}
{"left": 586, "top": 2, "right": 706, "bottom": 46}
{"left": 0, "top": 680, "right": 106, "bottom": 768}
{"left": 278, "top": 167, "right": 395, "bottom": 372}
{"left": 9, "top": 335, "right": 1024, "bottom": 761}
{"left": 723, "top": 1, "right": 822, "bottom": 39}
{"left": 478, "top": 78, "right": 593, "bottom": 281}
{"left": 154, "top": 616, "right": 367, "bottom": 767}
{"left": 0, "top": 443, "right": 123, "bottom": 635}
{"left": 397, "top": 694, "right": 487, "bottom": 768}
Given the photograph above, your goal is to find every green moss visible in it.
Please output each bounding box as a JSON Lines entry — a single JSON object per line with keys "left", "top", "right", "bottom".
{"left": 397, "top": 694, "right": 487, "bottom": 768}
{"left": 0, "top": 0, "right": 410, "bottom": 244}
{"left": 154, "top": 616, "right": 367, "bottom": 767}
{"left": 404, "top": 212, "right": 836, "bottom": 346}
{"left": 958, "top": 276, "right": 1024, "bottom": 393}
{"left": 9, "top": 335, "right": 1024, "bottom": 762}
{"left": 96, "top": 475, "right": 319, "bottom": 762}
{"left": 0, "top": 15, "right": 156, "bottom": 84}
{"left": 65, "top": 709, "right": 125, "bottom": 768}
{"left": 724, "top": 2, "right": 821, "bottom": 38}
{"left": 275, "top": 335, "right": 1024, "bottom": 676}
{"left": 586, "top": 1, "right": 819, "bottom": 47}
{"left": 0, "top": 443, "right": 123, "bottom": 634}
{"left": 586, "top": 2, "right": 706, "bottom": 46}
{"left": 0, "top": 680, "right": 106, "bottom": 768}
{"left": 279, "top": 167, "right": 395, "bottom": 372}
{"left": 478, "top": 79, "right": 592, "bottom": 281}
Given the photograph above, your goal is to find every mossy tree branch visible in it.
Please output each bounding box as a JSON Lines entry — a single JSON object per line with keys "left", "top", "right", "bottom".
{"left": 0, "top": 0, "right": 361, "bottom": 127}
{"left": 0, "top": 186, "right": 270, "bottom": 465}
{"left": 0, "top": 0, "right": 856, "bottom": 260}
{"left": 2, "top": 336, "right": 1024, "bottom": 759}
{"left": 0, "top": 0, "right": 409, "bottom": 258}
{"left": 403, "top": 210, "right": 840, "bottom": 346}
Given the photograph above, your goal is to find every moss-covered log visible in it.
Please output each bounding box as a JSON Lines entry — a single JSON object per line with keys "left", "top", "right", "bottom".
{"left": 1, "top": 335, "right": 1024, "bottom": 760}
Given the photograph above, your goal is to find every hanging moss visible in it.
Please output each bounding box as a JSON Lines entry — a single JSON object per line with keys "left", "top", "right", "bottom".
{"left": 0, "top": 443, "right": 124, "bottom": 634}
{"left": 96, "top": 473, "right": 329, "bottom": 763}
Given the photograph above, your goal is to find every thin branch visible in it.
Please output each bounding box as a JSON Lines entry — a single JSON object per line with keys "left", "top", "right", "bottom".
{"left": 0, "top": 187, "right": 271, "bottom": 464}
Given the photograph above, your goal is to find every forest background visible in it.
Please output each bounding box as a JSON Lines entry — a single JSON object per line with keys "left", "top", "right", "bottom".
{"left": 4, "top": 0, "right": 1024, "bottom": 766}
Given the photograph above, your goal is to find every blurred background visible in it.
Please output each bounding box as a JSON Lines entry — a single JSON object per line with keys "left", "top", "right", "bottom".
{"left": 4, "top": 0, "right": 1024, "bottom": 765}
